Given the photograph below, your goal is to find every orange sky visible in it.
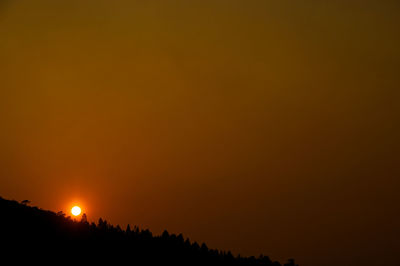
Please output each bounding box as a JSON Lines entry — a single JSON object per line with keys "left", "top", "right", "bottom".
{"left": 0, "top": 1, "right": 399, "bottom": 265}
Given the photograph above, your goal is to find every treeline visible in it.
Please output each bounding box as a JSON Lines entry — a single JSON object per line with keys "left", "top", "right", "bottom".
{"left": 0, "top": 196, "right": 297, "bottom": 265}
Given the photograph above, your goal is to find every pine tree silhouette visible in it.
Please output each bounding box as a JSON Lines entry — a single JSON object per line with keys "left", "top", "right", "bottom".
{"left": 0, "top": 196, "right": 294, "bottom": 265}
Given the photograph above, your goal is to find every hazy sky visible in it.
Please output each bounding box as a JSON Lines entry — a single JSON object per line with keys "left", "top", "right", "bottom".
{"left": 1, "top": 1, "right": 399, "bottom": 265}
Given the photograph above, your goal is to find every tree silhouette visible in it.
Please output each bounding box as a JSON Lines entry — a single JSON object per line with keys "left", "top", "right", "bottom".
{"left": 284, "top": 259, "right": 299, "bottom": 266}
{"left": 0, "top": 196, "right": 290, "bottom": 265}
{"left": 81, "top": 213, "right": 88, "bottom": 224}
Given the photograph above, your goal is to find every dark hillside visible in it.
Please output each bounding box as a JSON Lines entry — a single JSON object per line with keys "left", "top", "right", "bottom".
{"left": 0, "top": 196, "right": 296, "bottom": 265}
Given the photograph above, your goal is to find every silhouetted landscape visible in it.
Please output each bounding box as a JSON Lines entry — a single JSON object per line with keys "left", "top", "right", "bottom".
{"left": 1, "top": 196, "right": 297, "bottom": 265}
{"left": 2, "top": 2, "right": 399, "bottom": 265}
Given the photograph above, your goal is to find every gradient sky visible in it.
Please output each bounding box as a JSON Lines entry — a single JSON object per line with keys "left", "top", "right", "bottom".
{"left": 1, "top": 1, "right": 399, "bottom": 265}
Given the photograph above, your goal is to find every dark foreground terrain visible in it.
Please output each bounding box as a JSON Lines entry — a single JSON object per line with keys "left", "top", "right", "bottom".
{"left": 0, "top": 196, "right": 297, "bottom": 265}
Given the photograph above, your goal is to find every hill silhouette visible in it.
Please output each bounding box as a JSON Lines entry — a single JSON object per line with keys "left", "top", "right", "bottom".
{"left": 0, "top": 196, "right": 297, "bottom": 265}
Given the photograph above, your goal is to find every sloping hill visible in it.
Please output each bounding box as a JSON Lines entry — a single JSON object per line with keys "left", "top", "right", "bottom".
{"left": 0, "top": 196, "right": 295, "bottom": 265}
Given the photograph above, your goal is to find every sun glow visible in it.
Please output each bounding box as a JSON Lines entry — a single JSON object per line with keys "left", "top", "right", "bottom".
{"left": 71, "top": 206, "right": 82, "bottom": 216}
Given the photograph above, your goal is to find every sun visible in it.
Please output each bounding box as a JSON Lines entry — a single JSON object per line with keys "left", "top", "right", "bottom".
{"left": 71, "top": 206, "right": 82, "bottom": 216}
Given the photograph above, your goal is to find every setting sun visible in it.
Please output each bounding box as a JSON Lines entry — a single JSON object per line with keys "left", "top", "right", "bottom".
{"left": 71, "top": 206, "right": 82, "bottom": 216}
